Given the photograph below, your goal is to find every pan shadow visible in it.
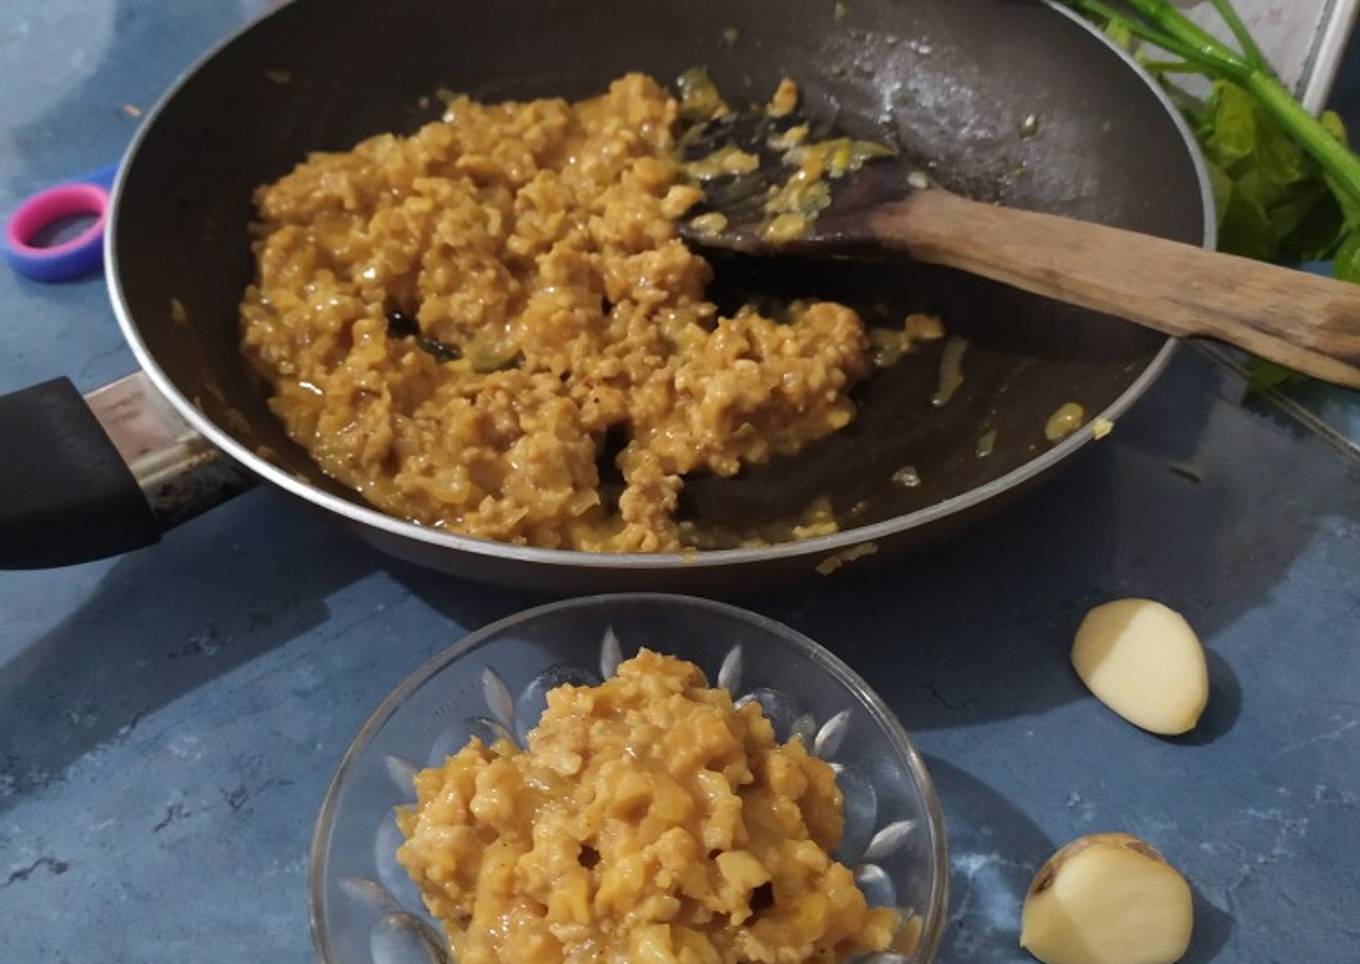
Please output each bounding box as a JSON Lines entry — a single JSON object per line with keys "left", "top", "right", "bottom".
{"left": 730, "top": 358, "right": 1240, "bottom": 733}
{"left": 383, "top": 560, "right": 552, "bottom": 630}
{"left": 393, "top": 352, "right": 1351, "bottom": 741}
{"left": 0, "top": 490, "right": 376, "bottom": 817}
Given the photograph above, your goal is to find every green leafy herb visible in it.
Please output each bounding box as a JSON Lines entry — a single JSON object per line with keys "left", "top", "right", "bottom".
{"left": 1064, "top": 0, "right": 1360, "bottom": 390}
{"left": 1333, "top": 229, "right": 1360, "bottom": 283}
{"left": 1193, "top": 80, "right": 1352, "bottom": 265}
{"left": 1245, "top": 358, "right": 1310, "bottom": 395}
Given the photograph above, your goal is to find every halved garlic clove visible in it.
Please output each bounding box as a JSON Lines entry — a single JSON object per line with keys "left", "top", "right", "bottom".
{"left": 1071, "top": 599, "right": 1208, "bottom": 736}
{"left": 1021, "top": 833, "right": 1193, "bottom": 964}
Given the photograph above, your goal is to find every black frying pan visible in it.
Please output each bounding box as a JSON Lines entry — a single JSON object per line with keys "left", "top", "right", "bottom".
{"left": 0, "top": 0, "right": 1210, "bottom": 593}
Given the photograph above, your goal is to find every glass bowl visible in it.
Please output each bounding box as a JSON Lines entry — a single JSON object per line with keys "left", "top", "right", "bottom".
{"left": 310, "top": 593, "right": 948, "bottom": 963}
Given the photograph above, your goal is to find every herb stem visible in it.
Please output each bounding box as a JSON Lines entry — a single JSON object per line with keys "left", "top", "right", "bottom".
{"left": 1142, "top": 60, "right": 1204, "bottom": 76}
{"left": 1067, "top": 0, "right": 1248, "bottom": 79}
{"left": 1122, "top": 0, "right": 1242, "bottom": 64}
{"left": 1244, "top": 70, "right": 1360, "bottom": 209}
{"left": 1063, "top": 0, "right": 1360, "bottom": 211}
{"left": 1209, "top": 0, "right": 1270, "bottom": 73}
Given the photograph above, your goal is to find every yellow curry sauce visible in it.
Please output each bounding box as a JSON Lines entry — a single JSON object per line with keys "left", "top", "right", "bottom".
{"left": 396, "top": 650, "right": 898, "bottom": 963}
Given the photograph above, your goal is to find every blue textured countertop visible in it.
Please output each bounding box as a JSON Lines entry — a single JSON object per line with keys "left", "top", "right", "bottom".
{"left": 3, "top": 3, "right": 1358, "bottom": 962}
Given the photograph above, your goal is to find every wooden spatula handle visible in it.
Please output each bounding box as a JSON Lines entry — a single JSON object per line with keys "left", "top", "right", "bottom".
{"left": 870, "top": 189, "right": 1360, "bottom": 389}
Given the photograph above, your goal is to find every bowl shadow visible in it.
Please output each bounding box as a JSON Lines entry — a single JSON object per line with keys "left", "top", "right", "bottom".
{"left": 922, "top": 755, "right": 1055, "bottom": 963}
{"left": 1185, "top": 882, "right": 1235, "bottom": 963}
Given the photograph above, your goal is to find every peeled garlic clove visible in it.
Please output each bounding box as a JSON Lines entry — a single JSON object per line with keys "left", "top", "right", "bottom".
{"left": 1071, "top": 599, "right": 1208, "bottom": 735}
{"left": 1021, "top": 833, "right": 1193, "bottom": 964}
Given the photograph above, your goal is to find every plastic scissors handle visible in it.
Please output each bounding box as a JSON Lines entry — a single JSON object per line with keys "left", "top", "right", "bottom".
{"left": 4, "top": 162, "right": 119, "bottom": 283}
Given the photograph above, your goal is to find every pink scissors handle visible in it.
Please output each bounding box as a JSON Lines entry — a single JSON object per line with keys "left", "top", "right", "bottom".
{"left": 4, "top": 163, "right": 118, "bottom": 282}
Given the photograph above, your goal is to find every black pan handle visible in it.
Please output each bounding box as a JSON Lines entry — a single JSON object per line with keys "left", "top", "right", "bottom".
{"left": 0, "top": 373, "right": 254, "bottom": 569}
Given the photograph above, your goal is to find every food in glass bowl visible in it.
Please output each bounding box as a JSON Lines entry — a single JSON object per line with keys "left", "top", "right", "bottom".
{"left": 309, "top": 594, "right": 946, "bottom": 964}
{"left": 395, "top": 649, "right": 899, "bottom": 962}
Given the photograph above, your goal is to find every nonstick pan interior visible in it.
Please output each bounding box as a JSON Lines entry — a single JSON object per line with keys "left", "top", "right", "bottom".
{"left": 109, "top": 0, "right": 1204, "bottom": 562}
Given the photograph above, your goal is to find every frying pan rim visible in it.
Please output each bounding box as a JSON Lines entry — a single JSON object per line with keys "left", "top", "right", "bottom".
{"left": 106, "top": 0, "right": 1211, "bottom": 574}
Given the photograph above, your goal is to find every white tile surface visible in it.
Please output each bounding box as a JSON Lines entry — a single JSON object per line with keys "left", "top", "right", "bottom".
{"left": 1183, "top": 0, "right": 1359, "bottom": 108}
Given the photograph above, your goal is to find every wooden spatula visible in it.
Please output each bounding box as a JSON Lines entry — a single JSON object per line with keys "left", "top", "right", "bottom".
{"left": 677, "top": 111, "right": 1360, "bottom": 390}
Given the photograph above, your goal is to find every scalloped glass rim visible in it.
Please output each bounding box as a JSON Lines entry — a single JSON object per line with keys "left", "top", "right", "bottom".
{"left": 309, "top": 592, "right": 949, "bottom": 963}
